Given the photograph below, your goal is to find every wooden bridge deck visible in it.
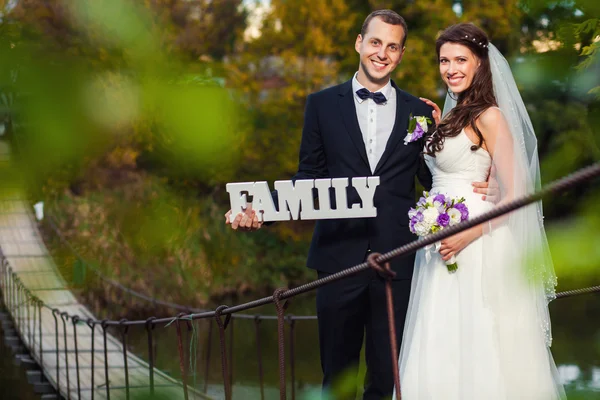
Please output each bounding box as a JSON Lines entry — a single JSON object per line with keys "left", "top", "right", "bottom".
{"left": 0, "top": 141, "right": 210, "bottom": 399}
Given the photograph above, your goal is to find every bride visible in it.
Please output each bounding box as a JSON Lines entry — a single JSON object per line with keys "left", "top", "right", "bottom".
{"left": 398, "top": 23, "right": 566, "bottom": 399}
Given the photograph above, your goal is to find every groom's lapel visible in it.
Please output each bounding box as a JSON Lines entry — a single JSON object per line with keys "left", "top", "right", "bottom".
{"left": 374, "top": 81, "right": 411, "bottom": 175}
{"left": 338, "top": 80, "right": 370, "bottom": 168}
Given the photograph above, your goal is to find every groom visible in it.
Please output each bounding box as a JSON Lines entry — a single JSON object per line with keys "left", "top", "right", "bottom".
{"left": 227, "top": 9, "right": 491, "bottom": 399}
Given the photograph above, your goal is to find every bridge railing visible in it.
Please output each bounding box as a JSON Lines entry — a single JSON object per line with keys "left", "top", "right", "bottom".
{"left": 1, "top": 162, "right": 598, "bottom": 399}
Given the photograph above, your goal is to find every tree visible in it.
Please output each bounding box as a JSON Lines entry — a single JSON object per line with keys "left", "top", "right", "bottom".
{"left": 228, "top": 0, "right": 360, "bottom": 182}
{"left": 1, "top": 0, "right": 249, "bottom": 194}
{"left": 513, "top": 0, "right": 599, "bottom": 213}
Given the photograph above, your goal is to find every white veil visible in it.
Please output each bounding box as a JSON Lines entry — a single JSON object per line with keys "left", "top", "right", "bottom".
{"left": 442, "top": 43, "right": 564, "bottom": 398}
{"left": 397, "top": 42, "right": 565, "bottom": 399}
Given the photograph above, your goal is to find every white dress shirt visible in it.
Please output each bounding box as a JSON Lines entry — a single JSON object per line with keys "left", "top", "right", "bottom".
{"left": 352, "top": 73, "right": 397, "bottom": 173}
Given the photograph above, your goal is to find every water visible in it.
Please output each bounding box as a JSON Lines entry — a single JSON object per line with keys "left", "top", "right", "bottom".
{"left": 0, "top": 288, "right": 597, "bottom": 399}
{"left": 550, "top": 294, "right": 600, "bottom": 398}
{"left": 122, "top": 298, "right": 323, "bottom": 399}
{"left": 0, "top": 290, "right": 598, "bottom": 400}
{"left": 120, "top": 292, "right": 600, "bottom": 399}
{"left": 0, "top": 311, "right": 42, "bottom": 400}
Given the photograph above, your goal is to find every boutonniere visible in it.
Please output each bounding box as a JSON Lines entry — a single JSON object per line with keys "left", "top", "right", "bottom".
{"left": 404, "top": 114, "right": 432, "bottom": 145}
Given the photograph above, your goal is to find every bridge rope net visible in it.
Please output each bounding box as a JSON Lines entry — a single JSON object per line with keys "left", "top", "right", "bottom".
{"left": 1, "top": 158, "right": 599, "bottom": 399}
{"left": 0, "top": 214, "right": 212, "bottom": 400}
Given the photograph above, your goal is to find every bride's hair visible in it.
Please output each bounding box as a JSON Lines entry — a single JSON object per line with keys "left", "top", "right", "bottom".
{"left": 425, "top": 23, "right": 497, "bottom": 157}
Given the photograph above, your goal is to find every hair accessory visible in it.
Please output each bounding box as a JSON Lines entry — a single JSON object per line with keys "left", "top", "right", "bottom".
{"left": 463, "top": 33, "right": 488, "bottom": 49}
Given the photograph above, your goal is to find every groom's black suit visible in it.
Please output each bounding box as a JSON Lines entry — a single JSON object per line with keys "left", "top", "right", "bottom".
{"left": 283, "top": 79, "right": 433, "bottom": 398}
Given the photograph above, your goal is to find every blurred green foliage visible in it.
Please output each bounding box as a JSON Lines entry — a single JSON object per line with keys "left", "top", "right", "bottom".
{"left": 42, "top": 177, "right": 311, "bottom": 310}
{"left": 0, "top": 0, "right": 597, "bottom": 305}
{"left": 0, "top": 3, "right": 596, "bottom": 399}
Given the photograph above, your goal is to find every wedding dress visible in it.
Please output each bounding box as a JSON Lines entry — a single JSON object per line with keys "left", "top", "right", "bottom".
{"left": 397, "top": 127, "right": 566, "bottom": 399}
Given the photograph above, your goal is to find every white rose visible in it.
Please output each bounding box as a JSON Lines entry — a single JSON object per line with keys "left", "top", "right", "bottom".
{"left": 414, "top": 221, "right": 429, "bottom": 236}
{"left": 416, "top": 116, "right": 428, "bottom": 133}
{"left": 422, "top": 207, "right": 439, "bottom": 227}
{"left": 447, "top": 208, "right": 462, "bottom": 226}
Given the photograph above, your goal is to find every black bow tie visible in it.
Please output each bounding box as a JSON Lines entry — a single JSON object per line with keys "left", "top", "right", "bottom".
{"left": 356, "top": 88, "right": 387, "bottom": 104}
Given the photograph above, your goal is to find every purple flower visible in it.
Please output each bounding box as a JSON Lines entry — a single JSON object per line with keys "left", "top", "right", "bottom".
{"left": 433, "top": 194, "right": 446, "bottom": 205}
{"left": 412, "top": 122, "right": 424, "bottom": 141}
{"left": 453, "top": 203, "right": 469, "bottom": 221}
{"left": 414, "top": 211, "right": 424, "bottom": 222}
{"left": 416, "top": 196, "right": 427, "bottom": 207}
{"left": 437, "top": 213, "right": 450, "bottom": 227}
{"left": 410, "top": 211, "right": 425, "bottom": 234}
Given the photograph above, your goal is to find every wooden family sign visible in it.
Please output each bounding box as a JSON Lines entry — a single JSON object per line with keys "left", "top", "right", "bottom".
{"left": 226, "top": 177, "right": 380, "bottom": 222}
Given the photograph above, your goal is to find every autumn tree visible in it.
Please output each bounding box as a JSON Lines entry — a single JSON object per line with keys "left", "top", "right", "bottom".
{"left": 228, "top": 0, "right": 361, "bottom": 182}
{"left": 0, "top": 0, "right": 249, "bottom": 194}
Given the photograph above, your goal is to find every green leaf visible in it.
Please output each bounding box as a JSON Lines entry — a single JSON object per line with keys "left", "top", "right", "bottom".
{"left": 408, "top": 113, "right": 416, "bottom": 132}
{"left": 581, "top": 46, "right": 594, "bottom": 56}
{"left": 588, "top": 86, "right": 600, "bottom": 98}
{"left": 575, "top": 19, "right": 599, "bottom": 36}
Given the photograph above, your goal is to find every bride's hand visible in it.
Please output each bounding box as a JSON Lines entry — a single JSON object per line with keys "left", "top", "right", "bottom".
{"left": 419, "top": 97, "right": 441, "bottom": 125}
{"left": 439, "top": 227, "right": 481, "bottom": 261}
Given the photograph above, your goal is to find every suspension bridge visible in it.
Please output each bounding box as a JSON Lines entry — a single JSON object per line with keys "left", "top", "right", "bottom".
{"left": 0, "top": 128, "right": 599, "bottom": 400}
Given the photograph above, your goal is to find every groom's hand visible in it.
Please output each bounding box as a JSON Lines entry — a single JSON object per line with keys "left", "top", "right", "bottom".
{"left": 473, "top": 164, "right": 500, "bottom": 203}
{"left": 225, "top": 204, "right": 263, "bottom": 231}
{"left": 472, "top": 180, "right": 499, "bottom": 203}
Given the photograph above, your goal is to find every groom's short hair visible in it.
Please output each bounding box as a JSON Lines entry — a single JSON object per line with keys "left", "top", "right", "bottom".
{"left": 361, "top": 10, "right": 408, "bottom": 48}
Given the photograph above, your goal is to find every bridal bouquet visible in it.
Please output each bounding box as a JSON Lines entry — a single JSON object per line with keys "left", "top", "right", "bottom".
{"left": 408, "top": 192, "right": 469, "bottom": 272}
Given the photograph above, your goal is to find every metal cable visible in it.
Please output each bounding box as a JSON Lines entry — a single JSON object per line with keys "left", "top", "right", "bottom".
{"left": 52, "top": 309, "right": 60, "bottom": 391}
{"left": 86, "top": 318, "right": 95, "bottom": 400}
{"left": 30, "top": 294, "right": 35, "bottom": 361}
{"left": 215, "top": 305, "right": 232, "bottom": 400}
{"left": 273, "top": 288, "right": 288, "bottom": 400}
{"left": 145, "top": 317, "right": 157, "bottom": 397}
{"left": 38, "top": 299, "right": 43, "bottom": 370}
{"left": 119, "top": 319, "right": 130, "bottom": 400}
{"left": 101, "top": 320, "right": 111, "bottom": 400}
{"left": 175, "top": 314, "right": 190, "bottom": 400}
{"left": 367, "top": 253, "right": 401, "bottom": 400}
{"left": 72, "top": 316, "right": 82, "bottom": 400}
{"left": 555, "top": 285, "right": 600, "bottom": 299}
{"left": 60, "top": 312, "right": 71, "bottom": 400}
{"left": 287, "top": 316, "right": 296, "bottom": 400}
{"left": 26, "top": 291, "right": 32, "bottom": 352}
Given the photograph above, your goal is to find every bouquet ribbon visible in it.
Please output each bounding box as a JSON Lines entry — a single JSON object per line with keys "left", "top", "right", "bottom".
{"left": 425, "top": 241, "right": 457, "bottom": 272}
